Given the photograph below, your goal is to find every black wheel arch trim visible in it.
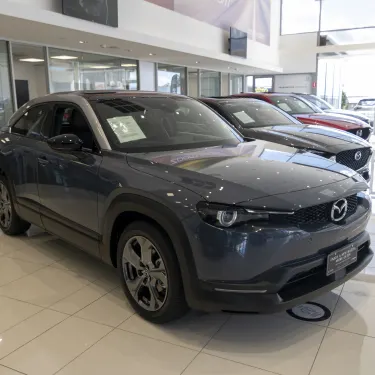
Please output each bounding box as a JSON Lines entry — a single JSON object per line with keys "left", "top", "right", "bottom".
{"left": 100, "top": 192, "right": 201, "bottom": 308}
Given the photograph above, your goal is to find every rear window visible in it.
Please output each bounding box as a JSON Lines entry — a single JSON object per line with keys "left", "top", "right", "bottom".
{"left": 90, "top": 96, "right": 242, "bottom": 152}
{"left": 269, "top": 96, "right": 316, "bottom": 115}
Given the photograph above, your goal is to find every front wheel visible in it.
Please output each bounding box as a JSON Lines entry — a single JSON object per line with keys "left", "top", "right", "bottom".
{"left": 117, "top": 221, "right": 188, "bottom": 323}
{"left": 0, "top": 176, "right": 31, "bottom": 235}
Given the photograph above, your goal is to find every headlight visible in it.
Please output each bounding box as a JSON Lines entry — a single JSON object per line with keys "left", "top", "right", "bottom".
{"left": 197, "top": 202, "right": 269, "bottom": 228}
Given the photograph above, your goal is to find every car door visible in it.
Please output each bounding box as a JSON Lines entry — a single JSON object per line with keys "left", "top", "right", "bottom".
{"left": 0, "top": 104, "right": 52, "bottom": 227}
{"left": 37, "top": 102, "right": 103, "bottom": 256}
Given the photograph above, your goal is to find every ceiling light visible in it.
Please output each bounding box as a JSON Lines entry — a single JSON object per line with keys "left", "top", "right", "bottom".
{"left": 88, "top": 65, "right": 112, "bottom": 69}
{"left": 79, "top": 41, "right": 87, "bottom": 44}
{"left": 19, "top": 58, "right": 44, "bottom": 62}
{"left": 121, "top": 63, "right": 137, "bottom": 67}
{"left": 50, "top": 55, "right": 78, "bottom": 60}
{"left": 149, "top": 53, "right": 155, "bottom": 56}
{"left": 100, "top": 44, "right": 118, "bottom": 49}
{"left": 195, "top": 61, "right": 199, "bottom": 64}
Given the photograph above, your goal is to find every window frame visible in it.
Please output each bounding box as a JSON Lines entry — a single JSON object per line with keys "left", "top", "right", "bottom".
{"left": 10, "top": 103, "right": 52, "bottom": 139}
{"left": 47, "top": 101, "right": 101, "bottom": 154}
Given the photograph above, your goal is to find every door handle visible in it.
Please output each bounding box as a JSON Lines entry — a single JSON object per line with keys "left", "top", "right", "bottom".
{"left": 38, "top": 156, "right": 49, "bottom": 166}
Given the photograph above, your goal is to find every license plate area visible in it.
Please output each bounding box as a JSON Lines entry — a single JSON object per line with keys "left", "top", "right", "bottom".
{"left": 326, "top": 245, "right": 358, "bottom": 276}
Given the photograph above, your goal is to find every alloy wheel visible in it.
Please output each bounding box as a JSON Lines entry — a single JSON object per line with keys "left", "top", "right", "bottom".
{"left": 0, "top": 182, "right": 12, "bottom": 229}
{"left": 122, "top": 235, "right": 168, "bottom": 311}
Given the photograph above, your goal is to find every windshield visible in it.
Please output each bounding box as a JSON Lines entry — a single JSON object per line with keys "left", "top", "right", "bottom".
{"left": 219, "top": 100, "right": 298, "bottom": 128}
{"left": 301, "top": 95, "right": 332, "bottom": 110}
{"left": 269, "top": 96, "right": 317, "bottom": 115}
{"left": 91, "top": 96, "right": 242, "bottom": 152}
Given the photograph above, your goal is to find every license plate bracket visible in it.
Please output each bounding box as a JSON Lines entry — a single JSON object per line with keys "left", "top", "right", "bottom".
{"left": 326, "top": 245, "right": 358, "bottom": 276}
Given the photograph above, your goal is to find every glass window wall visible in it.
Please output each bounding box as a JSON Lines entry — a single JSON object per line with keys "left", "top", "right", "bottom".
{"left": 11, "top": 43, "right": 48, "bottom": 108}
{"left": 230, "top": 74, "right": 244, "bottom": 94}
{"left": 0, "top": 41, "right": 13, "bottom": 127}
{"left": 254, "top": 76, "right": 273, "bottom": 92}
{"left": 200, "top": 71, "right": 220, "bottom": 97}
{"left": 246, "top": 76, "right": 254, "bottom": 92}
{"left": 188, "top": 69, "right": 199, "bottom": 97}
{"left": 48, "top": 48, "right": 138, "bottom": 93}
{"left": 157, "top": 64, "right": 186, "bottom": 94}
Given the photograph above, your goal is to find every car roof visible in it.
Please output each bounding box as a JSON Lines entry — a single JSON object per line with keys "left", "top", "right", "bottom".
{"left": 199, "top": 97, "right": 261, "bottom": 104}
{"left": 48, "top": 90, "right": 187, "bottom": 99}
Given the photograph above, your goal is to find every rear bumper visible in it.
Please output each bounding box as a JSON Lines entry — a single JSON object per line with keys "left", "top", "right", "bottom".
{"left": 189, "top": 231, "right": 372, "bottom": 313}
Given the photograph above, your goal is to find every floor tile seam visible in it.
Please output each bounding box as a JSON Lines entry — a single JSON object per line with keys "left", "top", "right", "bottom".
{"left": 0, "top": 263, "right": 50, "bottom": 288}
{"left": 50, "top": 280, "right": 120, "bottom": 315}
{"left": 180, "top": 313, "right": 237, "bottom": 375}
{"left": 51, "top": 327, "right": 116, "bottom": 375}
{"left": 326, "top": 325, "right": 375, "bottom": 339}
{"left": 115, "top": 325, "right": 201, "bottom": 353}
{"left": 0, "top": 292, "right": 49, "bottom": 309}
{"left": 307, "top": 325, "right": 329, "bottom": 375}
{"left": 0, "top": 363, "right": 27, "bottom": 375}
{"left": 0, "top": 311, "right": 71, "bottom": 362}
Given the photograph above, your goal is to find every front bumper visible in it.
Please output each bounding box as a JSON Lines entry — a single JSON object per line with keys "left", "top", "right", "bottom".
{"left": 190, "top": 231, "right": 372, "bottom": 313}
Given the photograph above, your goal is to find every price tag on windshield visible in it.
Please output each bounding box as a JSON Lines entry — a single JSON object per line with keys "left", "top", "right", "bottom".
{"left": 233, "top": 111, "right": 255, "bottom": 124}
{"left": 107, "top": 116, "right": 146, "bottom": 143}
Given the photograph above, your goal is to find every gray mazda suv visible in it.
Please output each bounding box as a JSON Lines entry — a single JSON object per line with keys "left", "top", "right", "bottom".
{"left": 0, "top": 91, "right": 372, "bottom": 323}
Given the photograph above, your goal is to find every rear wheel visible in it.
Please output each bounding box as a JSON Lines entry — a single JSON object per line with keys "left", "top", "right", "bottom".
{"left": 0, "top": 176, "right": 31, "bottom": 235}
{"left": 117, "top": 221, "right": 188, "bottom": 323}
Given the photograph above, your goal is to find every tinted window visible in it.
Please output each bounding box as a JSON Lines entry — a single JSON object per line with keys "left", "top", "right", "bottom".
{"left": 219, "top": 100, "right": 298, "bottom": 128}
{"left": 11, "top": 105, "right": 49, "bottom": 138}
{"left": 269, "top": 96, "right": 316, "bottom": 115}
{"left": 51, "top": 104, "right": 94, "bottom": 150}
{"left": 91, "top": 96, "right": 242, "bottom": 152}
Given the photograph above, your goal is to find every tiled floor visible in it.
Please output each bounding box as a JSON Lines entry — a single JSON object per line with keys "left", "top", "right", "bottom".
{"left": 0, "top": 221, "right": 375, "bottom": 375}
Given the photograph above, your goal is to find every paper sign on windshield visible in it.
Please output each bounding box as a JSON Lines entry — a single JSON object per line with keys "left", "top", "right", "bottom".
{"left": 233, "top": 111, "right": 255, "bottom": 124}
{"left": 107, "top": 116, "right": 146, "bottom": 143}
{"left": 278, "top": 103, "right": 292, "bottom": 112}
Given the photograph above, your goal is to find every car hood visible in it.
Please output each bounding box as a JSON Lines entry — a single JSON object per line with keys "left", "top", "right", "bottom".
{"left": 240, "top": 124, "right": 370, "bottom": 154}
{"left": 326, "top": 109, "right": 370, "bottom": 122}
{"left": 294, "top": 112, "right": 370, "bottom": 129}
{"left": 127, "top": 141, "right": 360, "bottom": 205}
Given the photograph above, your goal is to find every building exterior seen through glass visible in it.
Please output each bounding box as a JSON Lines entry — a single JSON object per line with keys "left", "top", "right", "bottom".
{"left": 157, "top": 64, "right": 186, "bottom": 94}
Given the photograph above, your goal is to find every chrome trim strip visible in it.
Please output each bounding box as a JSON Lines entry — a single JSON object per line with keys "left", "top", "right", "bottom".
{"left": 245, "top": 209, "right": 295, "bottom": 215}
{"left": 214, "top": 288, "right": 267, "bottom": 294}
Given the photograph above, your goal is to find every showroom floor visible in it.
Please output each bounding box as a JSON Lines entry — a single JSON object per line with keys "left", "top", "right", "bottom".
{"left": 0, "top": 219, "right": 375, "bottom": 375}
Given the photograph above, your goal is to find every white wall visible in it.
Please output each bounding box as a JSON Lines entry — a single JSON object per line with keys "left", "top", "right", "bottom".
{"left": 279, "top": 33, "right": 318, "bottom": 74}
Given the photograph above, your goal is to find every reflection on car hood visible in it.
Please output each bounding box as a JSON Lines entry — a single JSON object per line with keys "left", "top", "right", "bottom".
{"left": 240, "top": 124, "right": 370, "bottom": 153}
{"left": 128, "top": 141, "right": 361, "bottom": 204}
{"left": 294, "top": 112, "right": 370, "bottom": 129}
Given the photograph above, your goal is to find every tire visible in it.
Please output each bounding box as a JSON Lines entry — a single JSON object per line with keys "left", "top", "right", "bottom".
{"left": 0, "top": 175, "right": 31, "bottom": 236}
{"left": 117, "top": 221, "right": 188, "bottom": 323}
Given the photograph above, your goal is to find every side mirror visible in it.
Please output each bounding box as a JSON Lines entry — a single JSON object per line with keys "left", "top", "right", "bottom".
{"left": 47, "top": 134, "right": 83, "bottom": 152}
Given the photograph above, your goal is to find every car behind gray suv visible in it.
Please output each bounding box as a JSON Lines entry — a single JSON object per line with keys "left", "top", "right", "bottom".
{"left": 0, "top": 91, "right": 372, "bottom": 323}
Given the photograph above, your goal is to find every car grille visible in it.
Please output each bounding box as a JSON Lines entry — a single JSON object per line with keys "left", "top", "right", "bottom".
{"left": 348, "top": 128, "right": 371, "bottom": 140}
{"left": 270, "top": 195, "right": 358, "bottom": 226}
{"left": 336, "top": 148, "right": 371, "bottom": 171}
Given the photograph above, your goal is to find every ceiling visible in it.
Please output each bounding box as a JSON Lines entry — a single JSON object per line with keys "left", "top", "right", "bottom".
{"left": 0, "top": 14, "right": 279, "bottom": 75}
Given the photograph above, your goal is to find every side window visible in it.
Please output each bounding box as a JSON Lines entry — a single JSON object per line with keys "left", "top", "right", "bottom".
{"left": 11, "top": 105, "right": 49, "bottom": 138}
{"left": 51, "top": 104, "right": 95, "bottom": 150}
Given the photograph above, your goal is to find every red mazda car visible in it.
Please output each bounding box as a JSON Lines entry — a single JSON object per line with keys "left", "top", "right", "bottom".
{"left": 231, "top": 93, "right": 372, "bottom": 141}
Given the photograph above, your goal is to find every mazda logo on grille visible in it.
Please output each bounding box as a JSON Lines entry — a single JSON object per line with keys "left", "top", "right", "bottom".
{"left": 331, "top": 198, "right": 348, "bottom": 222}
{"left": 356, "top": 129, "right": 363, "bottom": 137}
{"left": 354, "top": 151, "right": 362, "bottom": 161}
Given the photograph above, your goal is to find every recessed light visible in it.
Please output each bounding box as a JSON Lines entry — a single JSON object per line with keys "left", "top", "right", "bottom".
{"left": 100, "top": 44, "right": 118, "bottom": 49}
{"left": 50, "top": 55, "right": 78, "bottom": 60}
{"left": 149, "top": 53, "right": 155, "bottom": 56}
{"left": 19, "top": 58, "right": 44, "bottom": 62}
{"left": 195, "top": 61, "right": 199, "bottom": 64}
{"left": 121, "top": 63, "right": 137, "bottom": 67}
{"left": 88, "top": 65, "right": 112, "bottom": 69}
{"left": 79, "top": 41, "right": 87, "bottom": 44}
{"left": 125, "top": 49, "right": 132, "bottom": 52}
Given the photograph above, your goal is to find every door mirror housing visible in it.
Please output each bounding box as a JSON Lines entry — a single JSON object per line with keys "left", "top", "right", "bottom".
{"left": 47, "top": 134, "right": 83, "bottom": 152}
